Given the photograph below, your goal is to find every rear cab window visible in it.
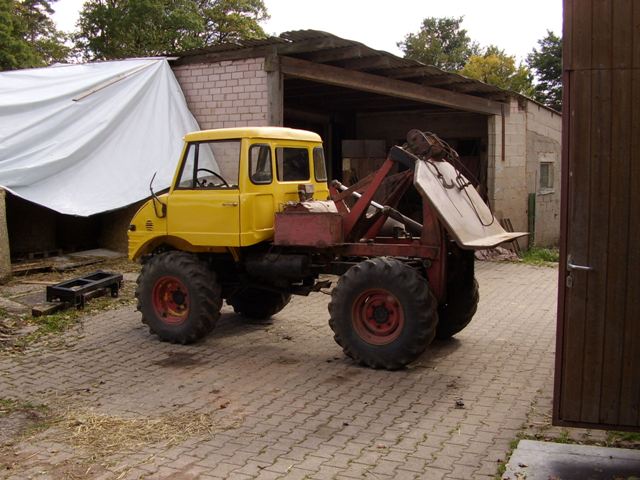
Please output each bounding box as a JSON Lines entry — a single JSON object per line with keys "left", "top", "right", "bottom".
{"left": 276, "top": 147, "right": 310, "bottom": 182}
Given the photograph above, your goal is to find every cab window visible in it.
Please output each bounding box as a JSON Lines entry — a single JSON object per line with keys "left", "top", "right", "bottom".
{"left": 249, "top": 144, "right": 273, "bottom": 184}
{"left": 176, "top": 140, "right": 240, "bottom": 189}
{"left": 313, "top": 147, "right": 327, "bottom": 182}
{"left": 276, "top": 147, "right": 310, "bottom": 182}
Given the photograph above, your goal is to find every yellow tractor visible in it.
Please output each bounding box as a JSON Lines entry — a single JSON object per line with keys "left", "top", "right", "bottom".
{"left": 129, "top": 127, "right": 524, "bottom": 369}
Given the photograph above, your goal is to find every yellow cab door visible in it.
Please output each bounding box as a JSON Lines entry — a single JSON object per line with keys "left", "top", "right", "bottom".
{"left": 168, "top": 139, "right": 241, "bottom": 247}
{"left": 239, "top": 140, "right": 331, "bottom": 247}
{"left": 239, "top": 142, "right": 276, "bottom": 246}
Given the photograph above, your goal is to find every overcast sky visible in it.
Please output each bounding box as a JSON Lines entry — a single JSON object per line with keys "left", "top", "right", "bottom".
{"left": 53, "top": 0, "right": 563, "bottom": 62}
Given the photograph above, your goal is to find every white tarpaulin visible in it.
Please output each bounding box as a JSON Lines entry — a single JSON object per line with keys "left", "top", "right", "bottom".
{"left": 0, "top": 58, "right": 201, "bottom": 216}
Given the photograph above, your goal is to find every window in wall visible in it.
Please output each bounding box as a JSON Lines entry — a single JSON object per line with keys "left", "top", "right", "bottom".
{"left": 539, "top": 162, "right": 554, "bottom": 192}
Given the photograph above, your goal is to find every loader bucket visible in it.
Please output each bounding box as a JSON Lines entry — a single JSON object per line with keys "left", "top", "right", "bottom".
{"left": 414, "top": 159, "right": 528, "bottom": 249}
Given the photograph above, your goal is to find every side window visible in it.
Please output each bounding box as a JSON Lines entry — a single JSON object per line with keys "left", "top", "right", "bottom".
{"left": 276, "top": 147, "right": 310, "bottom": 182}
{"left": 249, "top": 144, "right": 273, "bottom": 184}
{"left": 177, "top": 144, "right": 196, "bottom": 188}
{"left": 313, "top": 147, "right": 327, "bottom": 181}
{"left": 175, "top": 140, "right": 240, "bottom": 189}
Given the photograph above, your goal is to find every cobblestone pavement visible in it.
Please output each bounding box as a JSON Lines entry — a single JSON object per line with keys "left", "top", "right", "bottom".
{"left": 0, "top": 261, "right": 558, "bottom": 479}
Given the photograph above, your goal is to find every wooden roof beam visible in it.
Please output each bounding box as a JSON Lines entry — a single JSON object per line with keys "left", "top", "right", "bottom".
{"left": 334, "top": 55, "right": 396, "bottom": 71}
{"left": 301, "top": 45, "right": 366, "bottom": 63}
{"left": 279, "top": 56, "right": 505, "bottom": 115}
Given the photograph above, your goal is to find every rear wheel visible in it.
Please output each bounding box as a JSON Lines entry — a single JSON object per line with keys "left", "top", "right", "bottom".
{"left": 228, "top": 287, "right": 291, "bottom": 320}
{"left": 328, "top": 257, "right": 438, "bottom": 370}
{"left": 436, "top": 248, "right": 479, "bottom": 340}
{"left": 136, "top": 251, "right": 221, "bottom": 344}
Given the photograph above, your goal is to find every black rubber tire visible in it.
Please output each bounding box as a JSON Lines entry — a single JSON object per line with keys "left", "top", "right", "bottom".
{"left": 436, "top": 248, "right": 480, "bottom": 340}
{"left": 328, "top": 257, "right": 439, "bottom": 370}
{"left": 136, "top": 251, "right": 221, "bottom": 344}
{"left": 227, "top": 288, "right": 291, "bottom": 320}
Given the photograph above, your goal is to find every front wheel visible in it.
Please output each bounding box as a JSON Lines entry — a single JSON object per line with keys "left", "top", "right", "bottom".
{"left": 328, "top": 257, "right": 439, "bottom": 370}
{"left": 136, "top": 251, "right": 221, "bottom": 344}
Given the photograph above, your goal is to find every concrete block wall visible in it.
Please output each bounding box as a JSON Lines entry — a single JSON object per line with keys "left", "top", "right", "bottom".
{"left": 172, "top": 58, "right": 269, "bottom": 129}
{"left": 488, "top": 98, "right": 529, "bottom": 242}
{"left": 525, "top": 102, "right": 562, "bottom": 246}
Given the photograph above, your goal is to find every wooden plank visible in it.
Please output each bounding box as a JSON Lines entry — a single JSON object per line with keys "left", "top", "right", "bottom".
{"left": 559, "top": 70, "right": 591, "bottom": 422}
{"left": 32, "top": 302, "right": 66, "bottom": 317}
{"left": 302, "top": 45, "right": 366, "bottom": 63}
{"left": 592, "top": 0, "right": 613, "bottom": 69}
{"left": 571, "top": 0, "right": 592, "bottom": 70}
{"left": 634, "top": 1, "right": 640, "bottom": 69}
{"left": 599, "top": 68, "right": 631, "bottom": 425}
{"left": 335, "top": 56, "right": 396, "bottom": 71}
{"left": 612, "top": 0, "right": 633, "bottom": 68}
{"left": 619, "top": 68, "right": 640, "bottom": 426}
{"left": 580, "top": 68, "right": 611, "bottom": 424}
{"left": 553, "top": 67, "right": 571, "bottom": 426}
{"left": 265, "top": 56, "right": 283, "bottom": 126}
{"left": 279, "top": 56, "right": 505, "bottom": 116}
{"left": 562, "top": 0, "right": 573, "bottom": 70}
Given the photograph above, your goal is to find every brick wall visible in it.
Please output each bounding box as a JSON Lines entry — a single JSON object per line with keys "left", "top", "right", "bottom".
{"left": 172, "top": 58, "right": 269, "bottom": 129}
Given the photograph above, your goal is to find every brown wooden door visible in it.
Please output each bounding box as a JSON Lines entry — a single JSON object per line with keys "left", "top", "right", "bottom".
{"left": 555, "top": 0, "right": 640, "bottom": 430}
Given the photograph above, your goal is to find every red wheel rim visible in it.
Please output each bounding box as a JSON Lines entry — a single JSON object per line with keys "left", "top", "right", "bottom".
{"left": 152, "top": 276, "right": 189, "bottom": 325}
{"left": 352, "top": 289, "right": 404, "bottom": 345}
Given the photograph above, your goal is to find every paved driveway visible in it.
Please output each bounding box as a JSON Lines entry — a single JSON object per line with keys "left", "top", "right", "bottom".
{"left": 0, "top": 261, "right": 558, "bottom": 479}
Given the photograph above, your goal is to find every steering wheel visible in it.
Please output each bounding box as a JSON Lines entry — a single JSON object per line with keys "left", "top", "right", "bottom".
{"left": 196, "top": 168, "right": 229, "bottom": 187}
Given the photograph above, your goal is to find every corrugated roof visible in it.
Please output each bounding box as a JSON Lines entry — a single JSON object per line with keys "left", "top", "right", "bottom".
{"left": 175, "top": 30, "right": 544, "bottom": 107}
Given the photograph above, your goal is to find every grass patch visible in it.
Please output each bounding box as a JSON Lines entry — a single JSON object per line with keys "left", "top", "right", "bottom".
{"left": 15, "top": 297, "right": 132, "bottom": 349}
{"left": 0, "top": 398, "right": 48, "bottom": 417}
{"left": 495, "top": 435, "right": 523, "bottom": 478}
{"left": 607, "top": 430, "right": 640, "bottom": 444}
{"left": 521, "top": 246, "right": 560, "bottom": 265}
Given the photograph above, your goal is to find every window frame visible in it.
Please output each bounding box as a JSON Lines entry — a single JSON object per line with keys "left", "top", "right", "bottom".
{"left": 248, "top": 143, "right": 274, "bottom": 185}
{"left": 539, "top": 161, "right": 555, "bottom": 194}
{"left": 313, "top": 147, "right": 328, "bottom": 182}
{"left": 275, "top": 146, "right": 311, "bottom": 183}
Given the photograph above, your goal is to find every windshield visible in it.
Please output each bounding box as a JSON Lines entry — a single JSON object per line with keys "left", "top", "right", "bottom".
{"left": 176, "top": 140, "right": 240, "bottom": 189}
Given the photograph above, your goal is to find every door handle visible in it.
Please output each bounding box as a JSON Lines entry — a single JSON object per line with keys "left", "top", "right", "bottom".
{"left": 222, "top": 202, "right": 238, "bottom": 207}
{"left": 567, "top": 255, "right": 594, "bottom": 272}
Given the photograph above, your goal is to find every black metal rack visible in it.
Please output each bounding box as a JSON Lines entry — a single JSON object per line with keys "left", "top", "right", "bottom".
{"left": 46, "top": 270, "right": 123, "bottom": 308}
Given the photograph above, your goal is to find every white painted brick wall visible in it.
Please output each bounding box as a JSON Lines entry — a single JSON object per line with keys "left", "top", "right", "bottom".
{"left": 172, "top": 58, "right": 269, "bottom": 130}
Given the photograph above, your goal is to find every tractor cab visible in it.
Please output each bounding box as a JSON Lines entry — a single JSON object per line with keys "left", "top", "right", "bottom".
{"left": 128, "top": 127, "right": 330, "bottom": 260}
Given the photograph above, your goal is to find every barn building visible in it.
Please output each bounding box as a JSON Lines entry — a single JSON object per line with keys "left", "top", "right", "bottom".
{"left": 0, "top": 31, "right": 561, "bottom": 279}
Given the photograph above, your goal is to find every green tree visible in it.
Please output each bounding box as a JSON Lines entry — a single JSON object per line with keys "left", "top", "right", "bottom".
{"left": 527, "top": 30, "right": 562, "bottom": 111}
{"left": 460, "top": 46, "right": 534, "bottom": 96}
{"left": 198, "top": 0, "right": 268, "bottom": 44}
{"left": 0, "top": 0, "right": 69, "bottom": 71}
{"left": 75, "top": 0, "right": 269, "bottom": 60}
{"left": 398, "top": 16, "right": 480, "bottom": 71}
